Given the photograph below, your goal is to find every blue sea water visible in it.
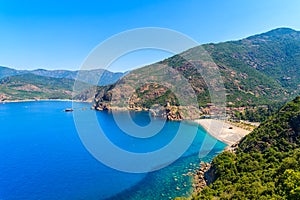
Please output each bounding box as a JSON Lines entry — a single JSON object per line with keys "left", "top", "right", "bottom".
{"left": 0, "top": 101, "right": 226, "bottom": 200}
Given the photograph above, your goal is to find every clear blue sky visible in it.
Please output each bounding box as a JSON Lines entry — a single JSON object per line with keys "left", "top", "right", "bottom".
{"left": 1, "top": 0, "right": 300, "bottom": 72}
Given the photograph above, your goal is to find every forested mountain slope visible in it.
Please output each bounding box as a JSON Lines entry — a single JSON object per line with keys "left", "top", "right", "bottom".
{"left": 94, "top": 28, "right": 300, "bottom": 119}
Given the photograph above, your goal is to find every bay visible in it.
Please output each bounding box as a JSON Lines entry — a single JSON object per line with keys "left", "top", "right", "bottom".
{"left": 0, "top": 101, "right": 226, "bottom": 200}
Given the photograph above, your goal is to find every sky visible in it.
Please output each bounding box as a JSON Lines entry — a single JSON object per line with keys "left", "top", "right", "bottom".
{"left": 1, "top": 0, "right": 300, "bottom": 72}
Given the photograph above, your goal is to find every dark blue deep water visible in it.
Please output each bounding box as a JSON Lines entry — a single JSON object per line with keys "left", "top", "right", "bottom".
{"left": 0, "top": 101, "right": 226, "bottom": 200}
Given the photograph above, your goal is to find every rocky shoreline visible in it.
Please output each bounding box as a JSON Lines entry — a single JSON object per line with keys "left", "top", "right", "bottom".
{"left": 93, "top": 102, "right": 184, "bottom": 120}
{"left": 190, "top": 144, "right": 243, "bottom": 196}
{"left": 191, "top": 162, "right": 211, "bottom": 194}
{"left": 93, "top": 102, "right": 200, "bottom": 121}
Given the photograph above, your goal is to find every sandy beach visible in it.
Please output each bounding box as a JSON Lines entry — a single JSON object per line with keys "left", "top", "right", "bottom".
{"left": 194, "top": 119, "right": 251, "bottom": 146}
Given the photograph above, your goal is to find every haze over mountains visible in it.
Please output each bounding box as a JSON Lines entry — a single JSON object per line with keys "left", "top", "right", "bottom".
{"left": 0, "top": 66, "right": 124, "bottom": 85}
{"left": 0, "top": 66, "right": 124, "bottom": 101}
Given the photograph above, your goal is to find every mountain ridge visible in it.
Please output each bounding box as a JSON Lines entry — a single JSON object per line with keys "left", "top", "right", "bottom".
{"left": 0, "top": 66, "right": 124, "bottom": 86}
{"left": 93, "top": 27, "right": 300, "bottom": 120}
{"left": 0, "top": 66, "right": 125, "bottom": 101}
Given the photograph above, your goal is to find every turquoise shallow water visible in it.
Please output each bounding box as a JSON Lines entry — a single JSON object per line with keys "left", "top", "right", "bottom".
{"left": 0, "top": 101, "right": 226, "bottom": 200}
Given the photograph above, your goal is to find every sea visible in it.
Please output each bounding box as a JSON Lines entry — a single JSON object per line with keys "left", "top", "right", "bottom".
{"left": 0, "top": 101, "right": 226, "bottom": 200}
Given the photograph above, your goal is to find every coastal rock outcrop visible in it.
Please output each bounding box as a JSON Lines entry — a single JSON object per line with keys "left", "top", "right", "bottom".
{"left": 192, "top": 162, "right": 211, "bottom": 194}
{"left": 93, "top": 72, "right": 201, "bottom": 120}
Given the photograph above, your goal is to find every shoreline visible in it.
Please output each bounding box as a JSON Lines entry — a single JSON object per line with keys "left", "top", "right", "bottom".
{"left": 190, "top": 119, "right": 252, "bottom": 196}
{"left": 1, "top": 101, "right": 250, "bottom": 146}
{"left": 0, "top": 99, "right": 92, "bottom": 103}
{"left": 191, "top": 162, "right": 211, "bottom": 195}
{"left": 194, "top": 119, "right": 251, "bottom": 146}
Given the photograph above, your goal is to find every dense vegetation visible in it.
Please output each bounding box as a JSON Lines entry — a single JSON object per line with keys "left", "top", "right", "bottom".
{"left": 202, "top": 28, "right": 300, "bottom": 105}
{"left": 233, "top": 103, "right": 284, "bottom": 122}
{"left": 190, "top": 97, "right": 300, "bottom": 199}
{"left": 166, "top": 28, "right": 300, "bottom": 107}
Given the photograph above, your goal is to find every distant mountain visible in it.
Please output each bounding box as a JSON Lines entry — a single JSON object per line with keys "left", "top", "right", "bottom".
{"left": 30, "top": 69, "right": 78, "bottom": 79}
{"left": 0, "top": 66, "right": 124, "bottom": 86}
{"left": 0, "top": 66, "right": 27, "bottom": 79}
{"left": 93, "top": 28, "right": 300, "bottom": 119}
{"left": 0, "top": 73, "right": 90, "bottom": 101}
{"left": 30, "top": 69, "right": 124, "bottom": 86}
{"left": 0, "top": 66, "right": 125, "bottom": 101}
{"left": 192, "top": 96, "right": 300, "bottom": 199}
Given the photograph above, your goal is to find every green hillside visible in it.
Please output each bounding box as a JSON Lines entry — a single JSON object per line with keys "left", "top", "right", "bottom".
{"left": 0, "top": 73, "right": 90, "bottom": 101}
{"left": 190, "top": 97, "right": 300, "bottom": 200}
{"left": 94, "top": 28, "right": 300, "bottom": 119}
{"left": 162, "top": 28, "right": 299, "bottom": 106}
{"left": 203, "top": 28, "right": 300, "bottom": 97}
